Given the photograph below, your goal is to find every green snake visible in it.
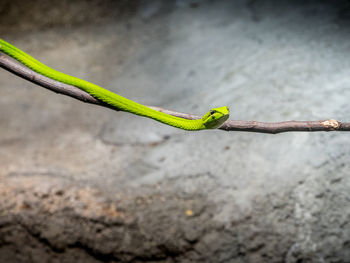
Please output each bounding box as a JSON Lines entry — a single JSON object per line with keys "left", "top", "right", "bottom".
{"left": 0, "top": 38, "right": 229, "bottom": 130}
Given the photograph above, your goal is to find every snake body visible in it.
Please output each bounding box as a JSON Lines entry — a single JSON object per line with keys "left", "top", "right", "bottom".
{"left": 0, "top": 38, "right": 229, "bottom": 130}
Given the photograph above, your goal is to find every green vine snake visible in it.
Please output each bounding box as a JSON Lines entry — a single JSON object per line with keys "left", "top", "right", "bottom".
{"left": 0, "top": 38, "right": 229, "bottom": 130}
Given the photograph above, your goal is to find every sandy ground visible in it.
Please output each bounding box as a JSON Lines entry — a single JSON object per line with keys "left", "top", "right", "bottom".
{"left": 1, "top": 0, "right": 350, "bottom": 262}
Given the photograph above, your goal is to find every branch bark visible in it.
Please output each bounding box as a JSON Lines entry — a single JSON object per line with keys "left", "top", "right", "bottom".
{"left": 1, "top": 52, "right": 349, "bottom": 134}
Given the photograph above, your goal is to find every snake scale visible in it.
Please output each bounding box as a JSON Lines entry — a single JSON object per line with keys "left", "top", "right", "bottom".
{"left": 0, "top": 38, "right": 229, "bottom": 130}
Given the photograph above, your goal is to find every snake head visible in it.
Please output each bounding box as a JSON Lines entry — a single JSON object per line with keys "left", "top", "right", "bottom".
{"left": 202, "top": 106, "right": 229, "bottom": 129}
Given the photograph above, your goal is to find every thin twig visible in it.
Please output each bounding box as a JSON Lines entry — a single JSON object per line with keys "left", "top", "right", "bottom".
{"left": 0, "top": 52, "right": 348, "bottom": 134}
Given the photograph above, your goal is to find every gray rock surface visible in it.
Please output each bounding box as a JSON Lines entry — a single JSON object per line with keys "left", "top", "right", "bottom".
{"left": 1, "top": 0, "right": 350, "bottom": 262}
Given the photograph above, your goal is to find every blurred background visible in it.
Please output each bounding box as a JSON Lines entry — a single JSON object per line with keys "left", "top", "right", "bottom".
{"left": 1, "top": 0, "right": 350, "bottom": 262}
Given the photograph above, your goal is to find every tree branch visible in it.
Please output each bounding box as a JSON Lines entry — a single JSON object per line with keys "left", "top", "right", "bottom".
{"left": 1, "top": 52, "right": 349, "bottom": 134}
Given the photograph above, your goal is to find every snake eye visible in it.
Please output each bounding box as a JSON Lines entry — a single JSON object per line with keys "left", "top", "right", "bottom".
{"left": 210, "top": 110, "right": 215, "bottom": 115}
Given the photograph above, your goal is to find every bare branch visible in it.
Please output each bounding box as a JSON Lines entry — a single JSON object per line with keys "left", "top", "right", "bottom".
{"left": 0, "top": 52, "right": 348, "bottom": 134}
